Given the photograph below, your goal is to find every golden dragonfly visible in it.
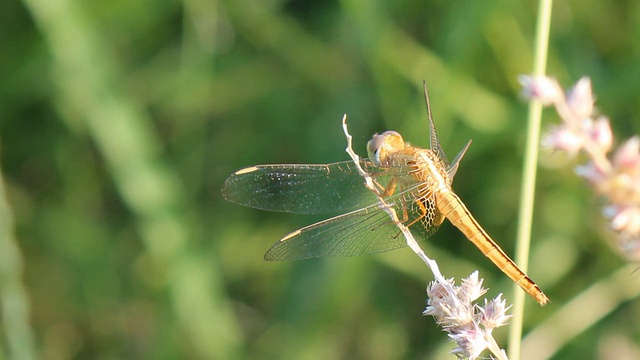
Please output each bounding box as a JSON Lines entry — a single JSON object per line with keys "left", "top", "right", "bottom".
{"left": 222, "top": 83, "right": 549, "bottom": 305}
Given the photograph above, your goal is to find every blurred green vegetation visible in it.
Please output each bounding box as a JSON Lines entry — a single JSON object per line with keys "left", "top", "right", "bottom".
{"left": 1, "top": 0, "right": 640, "bottom": 359}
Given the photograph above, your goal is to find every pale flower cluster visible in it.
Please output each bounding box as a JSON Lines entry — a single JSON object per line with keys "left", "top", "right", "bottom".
{"left": 520, "top": 75, "right": 640, "bottom": 260}
{"left": 423, "top": 271, "right": 511, "bottom": 360}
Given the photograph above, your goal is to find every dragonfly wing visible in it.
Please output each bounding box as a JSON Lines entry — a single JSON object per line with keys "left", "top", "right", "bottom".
{"left": 264, "top": 187, "right": 441, "bottom": 260}
{"left": 447, "top": 140, "right": 472, "bottom": 180}
{"left": 222, "top": 159, "right": 412, "bottom": 214}
{"left": 423, "top": 81, "right": 450, "bottom": 168}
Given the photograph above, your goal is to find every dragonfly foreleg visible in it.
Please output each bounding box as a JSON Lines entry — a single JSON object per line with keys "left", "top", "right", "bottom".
{"left": 372, "top": 176, "right": 398, "bottom": 198}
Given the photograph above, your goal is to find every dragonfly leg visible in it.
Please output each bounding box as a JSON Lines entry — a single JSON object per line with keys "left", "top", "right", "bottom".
{"left": 397, "top": 196, "right": 411, "bottom": 223}
{"left": 372, "top": 176, "right": 398, "bottom": 197}
{"left": 404, "top": 195, "right": 430, "bottom": 228}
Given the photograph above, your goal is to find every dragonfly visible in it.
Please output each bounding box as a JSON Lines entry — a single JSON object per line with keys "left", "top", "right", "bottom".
{"left": 222, "top": 83, "right": 549, "bottom": 306}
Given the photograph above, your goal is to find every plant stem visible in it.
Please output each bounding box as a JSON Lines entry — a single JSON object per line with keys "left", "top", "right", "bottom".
{"left": 0, "top": 165, "right": 36, "bottom": 360}
{"left": 508, "top": 0, "right": 554, "bottom": 359}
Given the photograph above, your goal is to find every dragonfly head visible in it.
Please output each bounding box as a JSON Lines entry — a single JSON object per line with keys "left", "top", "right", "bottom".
{"left": 367, "top": 131, "right": 405, "bottom": 165}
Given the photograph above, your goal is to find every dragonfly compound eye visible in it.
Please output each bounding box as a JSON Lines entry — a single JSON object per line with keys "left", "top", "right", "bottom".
{"left": 367, "top": 131, "right": 406, "bottom": 164}
{"left": 367, "top": 133, "right": 385, "bottom": 163}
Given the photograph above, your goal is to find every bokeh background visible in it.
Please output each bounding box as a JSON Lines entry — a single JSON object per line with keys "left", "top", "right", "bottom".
{"left": 2, "top": 0, "right": 640, "bottom": 359}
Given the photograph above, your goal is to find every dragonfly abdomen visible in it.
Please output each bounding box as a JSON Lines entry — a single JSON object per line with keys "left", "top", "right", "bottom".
{"left": 436, "top": 189, "right": 550, "bottom": 306}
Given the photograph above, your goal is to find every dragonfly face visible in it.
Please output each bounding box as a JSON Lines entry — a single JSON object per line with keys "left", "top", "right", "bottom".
{"left": 367, "top": 131, "right": 405, "bottom": 165}
{"left": 222, "top": 83, "right": 549, "bottom": 305}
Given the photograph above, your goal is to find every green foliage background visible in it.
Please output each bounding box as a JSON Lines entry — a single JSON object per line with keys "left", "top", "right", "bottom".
{"left": 1, "top": 0, "right": 640, "bottom": 359}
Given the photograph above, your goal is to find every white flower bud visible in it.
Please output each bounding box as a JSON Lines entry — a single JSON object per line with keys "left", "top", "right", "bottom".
{"left": 567, "top": 77, "right": 595, "bottom": 119}
{"left": 519, "top": 75, "right": 564, "bottom": 105}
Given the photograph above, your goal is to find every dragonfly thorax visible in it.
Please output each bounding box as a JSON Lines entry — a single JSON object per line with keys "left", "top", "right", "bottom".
{"left": 413, "top": 149, "right": 452, "bottom": 191}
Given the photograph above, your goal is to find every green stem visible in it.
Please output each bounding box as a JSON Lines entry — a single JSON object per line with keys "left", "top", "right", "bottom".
{"left": 508, "top": 0, "right": 553, "bottom": 359}
{"left": 0, "top": 165, "right": 36, "bottom": 360}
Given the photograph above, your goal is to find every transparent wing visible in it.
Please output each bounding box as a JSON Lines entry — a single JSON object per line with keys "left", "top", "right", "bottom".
{"left": 264, "top": 186, "right": 443, "bottom": 260}
{"left": 222, "top": 159, "right": 414, "bottom": 215}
